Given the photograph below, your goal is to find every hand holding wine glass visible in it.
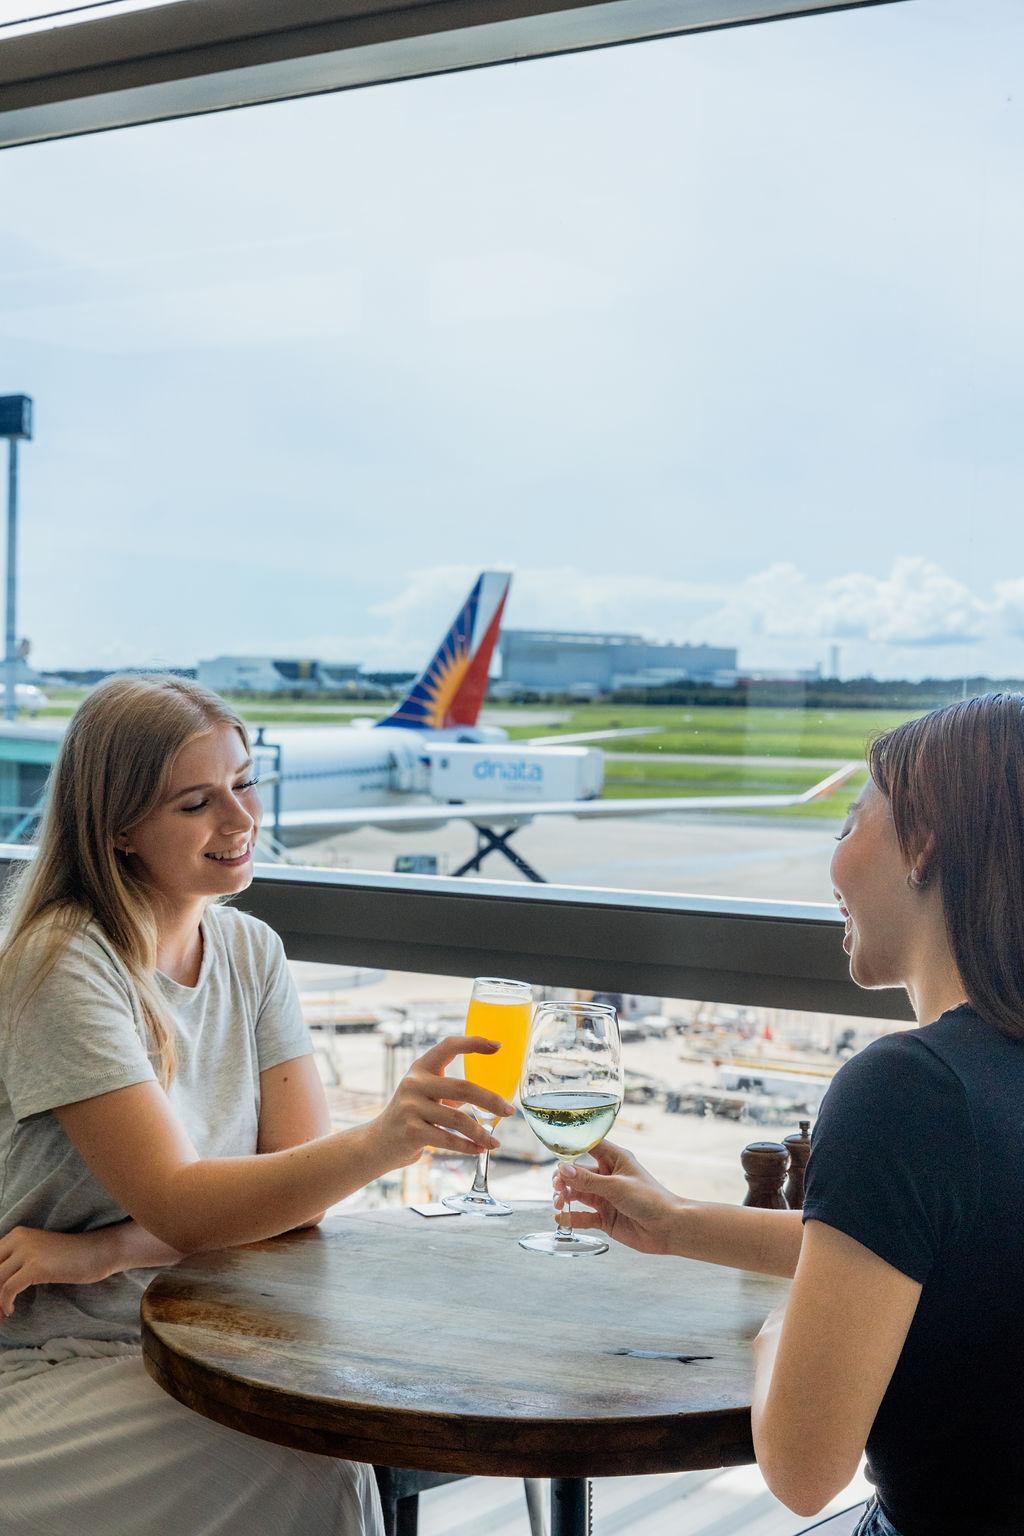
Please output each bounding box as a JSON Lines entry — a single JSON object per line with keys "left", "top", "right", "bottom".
{"left": 442, "top": 977, "right": 534, "bottom": 1215}
{"left": 375, "top": 1033, "right": 513, "bottom": 1169}
{"left": 552, "top": 1141, "right": 684, "bottom": 1255}
{"left": 518, "top": 1000, "right": 623, "bottom": 1256}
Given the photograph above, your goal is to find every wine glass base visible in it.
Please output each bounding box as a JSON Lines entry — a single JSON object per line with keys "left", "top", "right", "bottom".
{"left": 441, "top": 1192, "right": 514, "bottom": 1216}
{"left": 518, "top": 1230, "right": 609, "bottom": 1256}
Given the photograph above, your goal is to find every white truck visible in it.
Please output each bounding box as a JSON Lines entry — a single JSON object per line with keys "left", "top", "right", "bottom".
{"left": 423, "top": 742, "right": 603, "bottom": 803}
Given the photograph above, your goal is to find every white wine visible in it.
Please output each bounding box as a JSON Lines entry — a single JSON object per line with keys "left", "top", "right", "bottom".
{"left": 521, "top": 1091, "right": 621, "bottom": 1158}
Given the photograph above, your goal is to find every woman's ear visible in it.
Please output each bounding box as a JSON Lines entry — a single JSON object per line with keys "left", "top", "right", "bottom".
{"left": 114, "top": 834, "right": 134, "bottom": 855}
{"left": 910, "top": 830, "right": 936, "bottom": 888}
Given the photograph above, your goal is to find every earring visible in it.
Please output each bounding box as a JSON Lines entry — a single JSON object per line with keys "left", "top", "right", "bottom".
{"left": 907, "top": 867, "right": 925, "bottom": 890}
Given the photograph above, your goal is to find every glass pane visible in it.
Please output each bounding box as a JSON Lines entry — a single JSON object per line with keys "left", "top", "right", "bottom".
{"left": 296, "top": 962, "right": 902, "bottom": 1211}
{"left": 1, "top": 0, "right": 1019, "bottom": 903}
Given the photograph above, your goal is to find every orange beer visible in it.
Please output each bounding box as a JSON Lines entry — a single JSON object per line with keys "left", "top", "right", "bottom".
{"left": 464, "top": 995, "right": 533, "bottom": 1102}
{"left": 442, "top": 977, "right": 533, "bottom": 1215}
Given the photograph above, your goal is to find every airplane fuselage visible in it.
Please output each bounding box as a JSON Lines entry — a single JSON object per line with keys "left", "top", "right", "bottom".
{"left": 252, "top": 724, "right": 604, "bottom": 837}
{"left": 254, "top": 726, "right": 432, "bottom": 814}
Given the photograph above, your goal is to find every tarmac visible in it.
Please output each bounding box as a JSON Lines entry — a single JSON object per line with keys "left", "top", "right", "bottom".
{"left": 296, "top": 809, "right": 843, "bottom": 904}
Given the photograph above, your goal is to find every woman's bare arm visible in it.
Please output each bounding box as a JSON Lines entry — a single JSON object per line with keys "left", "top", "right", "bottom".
{"left": 0, "top": 1220, "right": 185, "bottom": 1319}
{"left": 54, "top": 1036, "right": 511, "bottom": 1253}
{"left": 257, "top": 1053, "right": 334, "bottom": 1227}
{"left": 2, "top": 1053, "right": 352, "bottom": 1318}
{"left": 752, "top": 1220, "right": 920, "bottom": 1515}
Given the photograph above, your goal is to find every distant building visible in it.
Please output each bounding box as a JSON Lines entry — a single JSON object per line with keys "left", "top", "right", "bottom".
{"left": 54, "top": 668, "right": 197, "bottom": 684}
{"left": 739, "top": 666, "right": 822, "bottom": 685}
{"left": 497, "top": 630, "right": 737, "bottom": 695}
{"left": 197, "top": 656, "right": 364, "bottom": 693}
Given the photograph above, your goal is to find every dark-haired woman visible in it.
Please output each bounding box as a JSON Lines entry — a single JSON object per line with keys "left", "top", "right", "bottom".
{"left": 0, "top": 674, "right": 513, "bottom": 1535}
{"left": 556, "top": 694, "right": 1024, "bottom": 1536}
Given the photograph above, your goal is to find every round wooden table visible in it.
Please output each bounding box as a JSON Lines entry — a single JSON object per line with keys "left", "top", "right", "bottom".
{"left": 141, "top": 1204, "right": 788, "bottom": 1534}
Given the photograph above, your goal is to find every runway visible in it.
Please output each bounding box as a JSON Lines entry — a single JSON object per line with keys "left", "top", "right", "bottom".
{"left": 297, "top": 810, "right": 842, "bottom": 904}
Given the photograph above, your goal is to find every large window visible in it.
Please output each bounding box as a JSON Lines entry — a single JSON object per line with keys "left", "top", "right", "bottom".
{"left": 1, "top": 0, "right": 1020, "bottom": 906}
{"left": 0, "top": 16, "right": 996, "bottom": 1527}
{"left": 294, "top": 957, "right": 904, "bottom": 1211}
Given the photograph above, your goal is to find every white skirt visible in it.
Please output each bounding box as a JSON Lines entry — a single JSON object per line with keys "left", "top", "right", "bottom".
{"left": 0, "top": 1339, "right": 383, "bottom": 1536}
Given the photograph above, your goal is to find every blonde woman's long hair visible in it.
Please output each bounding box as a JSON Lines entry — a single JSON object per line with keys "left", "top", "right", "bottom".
{"left": 0, "top": 674, "right": 250, "bottom": 1086}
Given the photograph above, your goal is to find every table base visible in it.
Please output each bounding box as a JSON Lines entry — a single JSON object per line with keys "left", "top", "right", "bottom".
{"left": 552, "top": 1477, "right": 591, "bottom": 1536}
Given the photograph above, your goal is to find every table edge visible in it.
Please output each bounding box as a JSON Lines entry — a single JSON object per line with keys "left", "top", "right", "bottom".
{"left": 141, "top": 1325, "right": 756, "bottom": 1478}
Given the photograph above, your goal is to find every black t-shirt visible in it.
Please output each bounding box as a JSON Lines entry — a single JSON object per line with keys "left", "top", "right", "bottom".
{"left": 802, "top": 1005, "right": 1024, "bottom": 1536}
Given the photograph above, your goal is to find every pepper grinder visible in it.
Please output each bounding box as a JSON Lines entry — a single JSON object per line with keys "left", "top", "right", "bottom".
{"left": 741, "top": 1141, "right": 788, "bottom": 1208}
{"left": 783, "top": 1121, "right": 812, "bottom": 1211}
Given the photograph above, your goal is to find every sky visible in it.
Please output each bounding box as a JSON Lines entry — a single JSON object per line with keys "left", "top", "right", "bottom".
{"left": 0, "top": 0, "right": 1022, "bottom": 680}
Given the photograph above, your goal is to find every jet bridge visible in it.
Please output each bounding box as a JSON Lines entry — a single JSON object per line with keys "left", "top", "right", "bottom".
{"left": 0, "top": 722, "right": 63, "bottom": 840}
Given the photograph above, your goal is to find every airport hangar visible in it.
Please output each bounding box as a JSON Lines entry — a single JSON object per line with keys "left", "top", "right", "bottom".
{"left": 496, "top": 630, "right": 738, "bottom": 695}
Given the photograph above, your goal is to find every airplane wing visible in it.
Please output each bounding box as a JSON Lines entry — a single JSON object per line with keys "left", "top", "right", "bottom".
{"left": 523, "top": 727, "right": 665, "bottom": 746}
{"left": 264, "top": 761, "right": 863, "bottom": 839}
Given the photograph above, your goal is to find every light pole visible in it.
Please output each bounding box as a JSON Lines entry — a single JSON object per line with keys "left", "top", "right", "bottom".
{"left": 0, "top": 397, "right": 32, "bottom": 724}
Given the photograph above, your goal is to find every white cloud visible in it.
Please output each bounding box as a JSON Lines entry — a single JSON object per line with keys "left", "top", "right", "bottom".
{"left": 66, "top": 557, "right": 1024, "bottom": 679}
{"left": 994, "top": 579, "right": 1024, "bottom": 638}
{"left": 715, "top": 558, "right": 988, "bottom": 647}
{"left": 497, "top": 568, "right": 727, "bottom": 633}
{"left": 278, "top": 559, "right": 995, "bottom": 674}
{"left": 249, "top": 565, "right": 727, "bottom": 671}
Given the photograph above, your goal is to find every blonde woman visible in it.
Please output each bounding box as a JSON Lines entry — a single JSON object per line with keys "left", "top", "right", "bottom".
{"left": 0, "top": 674, "right": 512, "bottom": 1536}
{"left": 556, "top": 694, "right": 1024, "bottom": 1536}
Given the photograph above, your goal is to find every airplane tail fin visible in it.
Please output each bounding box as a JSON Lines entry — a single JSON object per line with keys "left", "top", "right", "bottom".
{"left": 377, "top": 571, "right": 512, "bottom": 731}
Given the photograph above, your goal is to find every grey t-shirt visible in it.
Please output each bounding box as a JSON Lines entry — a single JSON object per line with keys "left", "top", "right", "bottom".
{"left": 0, "top": 904, "right": 313, "bottom": 1349}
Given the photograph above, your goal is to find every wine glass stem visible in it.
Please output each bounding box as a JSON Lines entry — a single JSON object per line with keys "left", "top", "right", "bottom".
{"left": 469, "top": 1145, "right": 491, "bottom": 1196}
{"left": 469, "top": 1118, "right": 497, "bottom": 1197}
{"left": 554, "top": 1159, "right": 576, "bottom": 1240}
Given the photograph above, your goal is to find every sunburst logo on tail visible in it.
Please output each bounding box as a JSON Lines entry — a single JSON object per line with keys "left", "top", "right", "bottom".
{"left": 379, "top": 573, "right": 511, "bottom": 732}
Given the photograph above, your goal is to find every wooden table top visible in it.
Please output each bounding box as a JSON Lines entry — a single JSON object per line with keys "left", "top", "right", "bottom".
{"left": 141, "top": 1204, "right": 789, "bottom": 1479}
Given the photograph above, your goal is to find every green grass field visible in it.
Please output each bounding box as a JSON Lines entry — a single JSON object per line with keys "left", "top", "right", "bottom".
{"left": 599, "top": 759, "right": 869, "bottom": 818}
{"left": 502, "top": 702, "right": 919, "bottom": 759}
{"left": 503, "top": 702, "right": 919, "bottom": 816}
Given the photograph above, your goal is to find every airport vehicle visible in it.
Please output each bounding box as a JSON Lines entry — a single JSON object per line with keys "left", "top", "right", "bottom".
{"left": 253, "top": 571, "right": 860, "bottom": 879}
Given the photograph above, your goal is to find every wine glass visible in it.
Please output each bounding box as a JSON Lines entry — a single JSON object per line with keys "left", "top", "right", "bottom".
{"left": 518, "top": 1000, "right": 623, "bottom": 1256}
{"left": 441, "top": 976, "right": 534, "bottom": 1216}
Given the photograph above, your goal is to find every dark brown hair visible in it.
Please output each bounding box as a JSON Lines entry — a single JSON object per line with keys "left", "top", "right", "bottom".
{"left": 870, "top": 693, "right": 1024, "bottom": 1040}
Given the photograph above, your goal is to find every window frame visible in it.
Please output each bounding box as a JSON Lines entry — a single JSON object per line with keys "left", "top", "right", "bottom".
{"left": 0, "top": 0, "right": 908, "bottom": 148}
{"left": 0, "top": 0, "right": 921, "bottom": 1032}
{"left": 0, "top": 846, "right": 914, "bottom": 1021}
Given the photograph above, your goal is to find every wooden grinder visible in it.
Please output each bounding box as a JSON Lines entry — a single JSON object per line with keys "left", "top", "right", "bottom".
{"left": 782, "top": 1121, "right": 812, "bottom": 1211}
{"left": 740, "top": 1142, "right": 788, "bottom": 1209}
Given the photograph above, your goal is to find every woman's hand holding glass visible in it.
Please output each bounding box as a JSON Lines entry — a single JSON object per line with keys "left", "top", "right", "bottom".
{"left": 374, "top": 1035, "right": 515, "bottom": 1169}
{"left": 519, "top": 1000, "right": 624, "bottom": 1256}
{"left": 553, "top": 1141, "right": 683, "bottom": 1255}
{"left": 442, "top": 977, "right": 534, "bottom": 1215}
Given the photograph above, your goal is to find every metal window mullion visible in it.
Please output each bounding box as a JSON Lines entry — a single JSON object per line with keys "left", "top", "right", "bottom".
{"left": 0, "top": 0, "right": 909, "bottom": 149}
{"left": 232, "top": 869, "right": 914, "bottom": 1021}
{"left": 0, "top": 848, "right": 914, "bottom": 1021}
